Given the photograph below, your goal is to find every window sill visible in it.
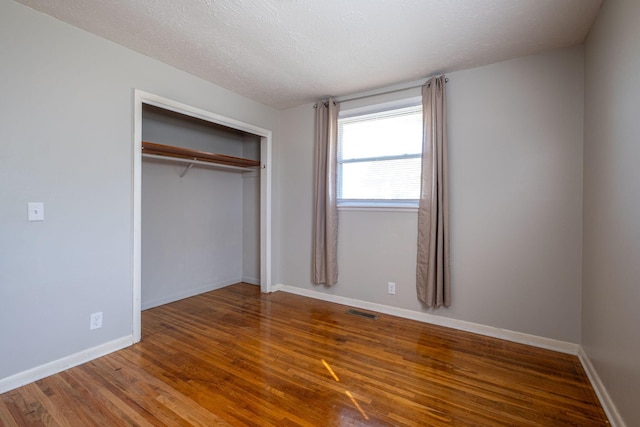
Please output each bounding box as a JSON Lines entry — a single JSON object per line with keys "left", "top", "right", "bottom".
{"left": 338, "top": 205, "right": 418, "bottom": 213}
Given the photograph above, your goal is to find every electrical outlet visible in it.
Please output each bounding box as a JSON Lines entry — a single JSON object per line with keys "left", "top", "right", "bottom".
{"left": 90, "top": 312, "right": 103, "bottom": 330}
{"left": 27, "top": 202, "right": 44, "bottom": 221}
{"left": 388, "top": 282, "right": 396, "bottom": 295}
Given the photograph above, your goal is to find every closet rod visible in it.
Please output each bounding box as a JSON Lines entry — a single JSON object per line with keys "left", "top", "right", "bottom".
{"left": 142, "top": 154, "right": 255, "bottom": 173}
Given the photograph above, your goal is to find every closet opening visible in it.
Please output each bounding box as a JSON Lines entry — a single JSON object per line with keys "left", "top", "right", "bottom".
{"left": 132, "top": 90, "right": 272, "bottom": 343}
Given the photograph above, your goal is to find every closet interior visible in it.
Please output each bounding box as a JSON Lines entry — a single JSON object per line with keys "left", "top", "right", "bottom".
{"left": 141, "top": 104, "right": 261, "bottom": 310}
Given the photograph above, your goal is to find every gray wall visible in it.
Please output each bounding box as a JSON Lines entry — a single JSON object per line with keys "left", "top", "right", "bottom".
{"left": 242, "top": 172, "right": 261, "bottom": 284}
{"left": 583, "top": 0, "right": 640, "bottom": 424}
{"left": 242, "top": 134, "right": 261, "bottom": 284}
{"left": 0, "top": 0, "right": 277, "bottom": 380}
{"left": 142, "top": 105, "right": 245, "bottom": 156}
{"left": 277, "top": 46, "right": 584, "bottom": 343}
{"left": 6, "top": 5, "right": 638, "bottom": 424}
{"left": 142, "top": 161, "right": 244, "bottom": 309}
{"left": 142, "top": 111, "right": 256, "bottom": 309}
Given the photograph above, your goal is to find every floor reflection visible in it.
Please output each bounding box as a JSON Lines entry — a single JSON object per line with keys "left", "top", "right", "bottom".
{"left": 321, "top": 358, "right": 370, "bottom": 421}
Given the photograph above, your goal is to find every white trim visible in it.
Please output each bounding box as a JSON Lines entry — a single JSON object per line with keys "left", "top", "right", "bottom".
{"left": 2, "top": 291, "right": 619, "bottom": 427}
{"left": 133, "top": 90, "right": 273, "bottom": 343}
{"left": 338, "top": 206, "right": 418, "bottom": 213}
{"left": 259, "top": 135, "right": 272, "bottom": 294}
{"left": 338, "top": 96, "right": 422, "bottom": 118}
{"left": 132, "top": 90, "right": 143, "bottom": 343}
{"left": 0, "top": 336, "right": 133, "bottom": 394}
{"left": 271, "top": 284, "right": 579, "bottom": 355}
{"left": 141, "top": 279, "right": 240, "bottom": 310}
{"left": 276, "top": 282, "right": 621, "bottom": 424}
{"left": 578, "top": 346, "right": 625, "bottom": 427}
{"left": 337, "top": 102, "right": 423, "bottom": 206}
{"left": 138, "top": 91, "right": 272, "bottom": 137}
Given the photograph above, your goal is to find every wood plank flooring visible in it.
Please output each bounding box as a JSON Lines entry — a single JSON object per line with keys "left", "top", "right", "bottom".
{"left": 0, "top": 283, "right": 609, "bottom": 426}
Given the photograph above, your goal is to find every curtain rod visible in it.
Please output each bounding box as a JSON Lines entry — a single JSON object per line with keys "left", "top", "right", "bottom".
{"left": 314, "top": 76, "right": 448, "bottom": 107}
{"left": 334, "top": 76, "right": 448, "bottom": 104}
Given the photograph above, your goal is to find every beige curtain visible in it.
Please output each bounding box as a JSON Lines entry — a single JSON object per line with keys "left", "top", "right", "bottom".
{"left": 416, "top": 76, "right": 450, "bottom": 307}
{"left": 312, "top": 99, "right": 339, "bottom": 286}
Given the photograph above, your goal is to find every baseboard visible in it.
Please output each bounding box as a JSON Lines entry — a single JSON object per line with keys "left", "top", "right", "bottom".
{"left": 272, "top": 284, "right": 579, "bottom": 355}
{"left": 242, "top": 277, "right": 260, "bottom": 286}
{"left": 2, "top": 286, "right": 619, "bottom": 426}
{"left": 141, "top": 278, "right": 240, "bottom": 310}
{"left": 0, "top": 335, "right": 133, "bottom": 394}
{"left": 276, "top": 283, "right": 624, "bottom": 424}
{"left": 578, "top": 346, "right": 625, "bottom": 427}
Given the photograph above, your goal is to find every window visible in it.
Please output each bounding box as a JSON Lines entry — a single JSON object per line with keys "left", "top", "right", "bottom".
{"left": 337, "top": 102, "right": 423, "bottom": 208}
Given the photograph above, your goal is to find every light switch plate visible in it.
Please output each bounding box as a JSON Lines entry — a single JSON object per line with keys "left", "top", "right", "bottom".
{"left": 28, "top": 202, "right": 44, "bottom": 221}
{"left": 388, "top": 281, "right": 396, "bottom": 295}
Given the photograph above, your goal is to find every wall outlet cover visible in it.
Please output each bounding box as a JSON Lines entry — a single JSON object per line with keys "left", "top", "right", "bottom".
{"left": 90, "top": 312, "right": 103, "bottom": 330}
{"left": 28, "top": 202, "right": 44, "bottom": 221}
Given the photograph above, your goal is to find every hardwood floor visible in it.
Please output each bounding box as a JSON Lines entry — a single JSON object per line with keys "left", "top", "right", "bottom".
{"left": 0, "top": 283, "right": 608, "bottom": 426}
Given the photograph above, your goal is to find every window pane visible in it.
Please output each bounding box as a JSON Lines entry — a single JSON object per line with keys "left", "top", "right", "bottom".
{"left": 339, "top": 106, "right": 422, "bottom": 160}
{"left": 339, "top": 157, "right": 421, "bottom": 200}
{"left": 337, "top": 103, "right": 423, "bottom": 206}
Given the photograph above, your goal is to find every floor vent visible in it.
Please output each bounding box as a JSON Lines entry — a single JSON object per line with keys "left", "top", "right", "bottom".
{"left": 346, "top": 309, "right": 379, "bottom": 320}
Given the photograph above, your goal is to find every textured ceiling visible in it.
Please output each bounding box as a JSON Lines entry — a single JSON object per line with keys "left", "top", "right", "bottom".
{"left": 16, "top": 0, "right": 602, "bottom": 109}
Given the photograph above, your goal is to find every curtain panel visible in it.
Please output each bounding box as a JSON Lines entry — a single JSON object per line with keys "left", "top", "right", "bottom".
{"left": 416, "top": 76, "right": 451, "bottom": 307}
{"left": 312, "top": 99, "right": 339, "bottom": 286}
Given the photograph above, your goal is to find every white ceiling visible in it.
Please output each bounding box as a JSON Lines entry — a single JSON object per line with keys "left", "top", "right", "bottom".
{"left": 17, "top": 0, "right": 602, "bottom": 110}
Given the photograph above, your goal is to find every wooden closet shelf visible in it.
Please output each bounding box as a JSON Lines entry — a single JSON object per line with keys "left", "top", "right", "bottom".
{"left": 142, "top": 141, "right": 260, "bottom": 168}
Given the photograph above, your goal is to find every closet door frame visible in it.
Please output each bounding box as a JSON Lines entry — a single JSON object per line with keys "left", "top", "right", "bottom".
{"left": 132, "top": 90, "right": 272, "bottom": 343}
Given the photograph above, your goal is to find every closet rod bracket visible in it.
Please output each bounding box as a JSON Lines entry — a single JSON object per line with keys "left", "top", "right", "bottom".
{"left": 179, "top": 163, "right": 194, "bottom": 178}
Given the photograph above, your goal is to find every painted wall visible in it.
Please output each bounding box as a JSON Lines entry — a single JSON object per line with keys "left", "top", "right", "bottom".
{"left": 141, "top": 109, "right": 260, "bottom": 309}
{"left": 141, "top": 162, "right": 247, "bottom": 309}
{"left": 277, "top": 46, "right": 584, "bottom": 343}
{"left": 583, "top": 0, "right": 640, "bottom": 425}
{"left": 0, "top": 0, "right": 277, "bottom": 381}
{"left": 242, "top": 134, "right": 261, "bottom": 284}
{"left": 242, "top": 175, "right": 261, "bottom": 284}
{"left": 142, "top": 105, "right": 246, "bottom": 156}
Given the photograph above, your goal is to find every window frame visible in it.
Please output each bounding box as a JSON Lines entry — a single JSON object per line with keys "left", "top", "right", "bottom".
{"left": 337, "top": 97, "right": 423, "bottom": 210}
